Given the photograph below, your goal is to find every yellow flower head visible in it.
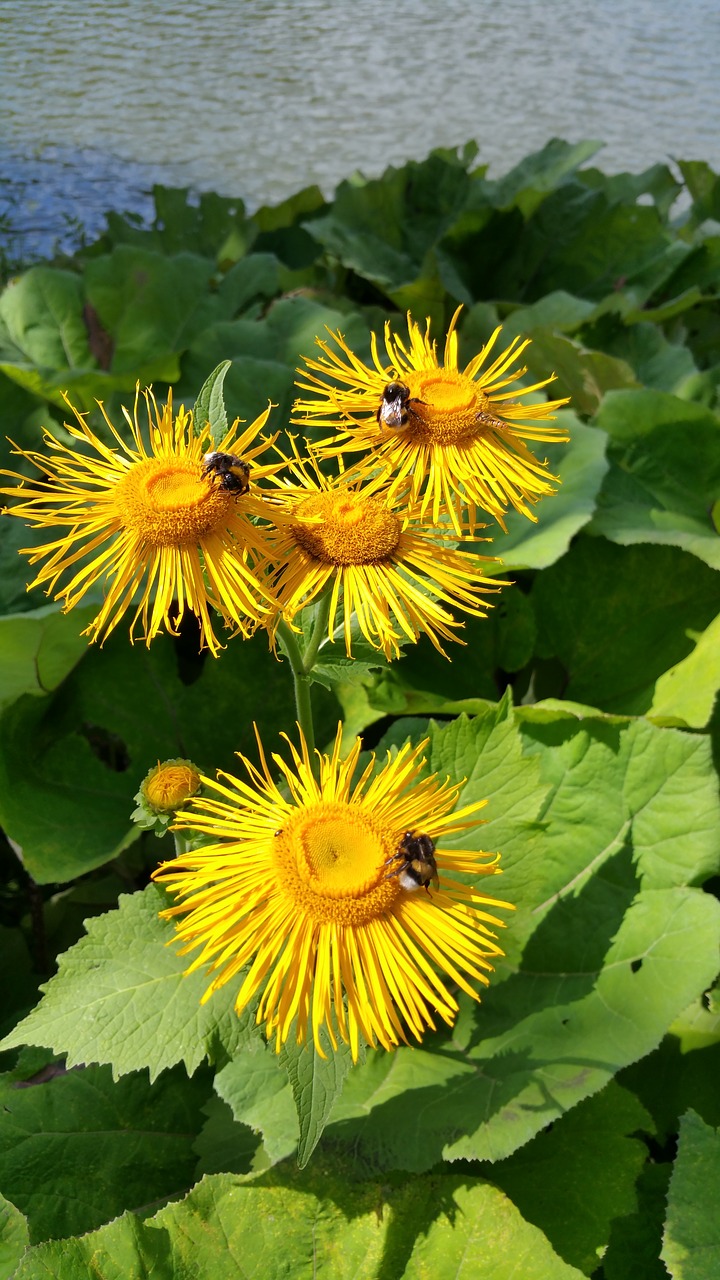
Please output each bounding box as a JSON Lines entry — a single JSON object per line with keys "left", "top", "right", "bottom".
{"left": 153, "top": 723, "right": 510, "bottom": 1059}
{"left": 263, "top": 445, "right": 503, "bottom": 659}
{"left": 293, "top": 307, "right": 569, "bottom": 532}
{"left": 1, "top": 388, "right": 282, "bottom": 654}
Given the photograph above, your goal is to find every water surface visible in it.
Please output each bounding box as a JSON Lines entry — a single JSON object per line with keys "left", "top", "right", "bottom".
{"left": 2, "top": 0, "right": 719, "bottom": 257}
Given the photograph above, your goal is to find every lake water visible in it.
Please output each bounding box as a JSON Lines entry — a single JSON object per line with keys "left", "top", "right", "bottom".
{"left": 2, "top": 0, "right": 720, "bottom": 259}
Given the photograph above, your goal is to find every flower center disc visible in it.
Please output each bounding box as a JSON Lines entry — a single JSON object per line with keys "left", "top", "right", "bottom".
{"left": 291, "top": 492, "right": 401, "bottom": 565}
{"left": 406, "top": 371, "right": 485, "bottom": 444}
{"left": 274, "top": 802, "right": 400, "bottom": 924}
{"left": 117, "top": 459, "right": 234, "bottom": 546}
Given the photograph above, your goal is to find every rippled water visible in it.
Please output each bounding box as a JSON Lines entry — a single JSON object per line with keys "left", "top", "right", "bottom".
{"left": 2, "top": 0, "right": 720, "bottom": 257}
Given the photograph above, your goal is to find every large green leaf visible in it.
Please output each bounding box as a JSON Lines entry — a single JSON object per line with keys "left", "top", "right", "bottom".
{"left": 303, "top": 148, "right": 475, "bottom": 297}
{"left": 0, "top": 1193, "right": 29, "bottom": 1280}
{"left": 480, "top": 414, "right": 608, "bottom": 569}
{"left": 649, "top": 613, "right": 720, "bottom": 728}
{"left": 486, "top": 1081, "right": 653, "bottom": 1275}
{"left": 661, "top": 1111, "right": 720, "bottom": 1280}
{"left": 213, "top": 1046, "right": 298, "bottom": 1167}
{"left": 0, "top": 269, "right": 91, "bottom": 389}
{"left": 588, "top": 389, "right": 720, "bottom": 569}
{"left": 0, "top": 1061, "right": 209, "bottom": 1242}
{"left": 0, "top": 886, "right": 256, "bottom": 1079}
{"left": 322, "top": 705, "right": 720, "bottom": 1170}
{"left": 84, "top": 244, "right": 216, "bottom": 374}
{"left": 531, "top": 537, "right": 720, "bottom": 713}
{"left": 11, "top": 1168, "right": 586, "bottom": 1280}
{"left": 0, "top": 604, "right": 94, "bottom": 709}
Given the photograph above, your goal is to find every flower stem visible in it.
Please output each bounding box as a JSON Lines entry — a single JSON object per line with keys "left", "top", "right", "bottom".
{"left": 303, "top": 592, "right": 332, "bottom": 673}
{"left": 172, "top": 831, "right": 190, "bottom": 859}
{"left": 276, "top": 594, "right": 332, "bottom": 764}
{"left": 276, "top": 618, "right": 317, "bottom": 758}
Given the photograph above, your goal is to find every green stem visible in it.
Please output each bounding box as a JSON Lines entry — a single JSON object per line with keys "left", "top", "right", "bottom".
{"left": 276, "top": 594, "right": 332, "bottom": 766}
{"left": 172, "top": 830, "right": 190, "bottom": 859}
{"left": 303, "top": 592, "right": 332, "bottom": 673}
{"left": 276, "top": 618, "right": 317, "bottom": 759}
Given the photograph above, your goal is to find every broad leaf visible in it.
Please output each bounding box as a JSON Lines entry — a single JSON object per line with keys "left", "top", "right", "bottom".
{"left": 487, "top": 1081, "right": 653, "bottom": 1275}
{"left": 0, "top": 885, "right": 257, "bottom": 1079}
{"left": 0, "top": 1061, "right": 209, "bottom": 1242}
{"left": 662, "top": 1111, "right": 720, "bottom": 1280}
{"left": 532, "top": 537, "right": 720, "bottom": 713}
{"left": 0, "top": 1193, "right": 29, "bottom": 1280}
{"left": 322, "top": 706, "right": 720, "bottom": 1169}
{"left": 588, "top": 389, "right": 720, "bottom": 569}
{"left": 488, "top": 415, "right": 609, "bottom": 569}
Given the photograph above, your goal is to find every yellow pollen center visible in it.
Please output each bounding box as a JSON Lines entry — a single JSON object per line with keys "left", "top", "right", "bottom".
{"left": 274, "top": 802, "right": 400, "bottom": 924}
{"left": 115, "top": 458, "right": 235, "bottom": 546}
{"left": 405, "top": 370, "right": 491, "bottom": 444}
{"left": 290, "top": 491, "right": 401, "bottom": 565}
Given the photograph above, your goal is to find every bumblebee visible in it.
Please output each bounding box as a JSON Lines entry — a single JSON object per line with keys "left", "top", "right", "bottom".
{"left": 202, "top": 451, "right": 251, "bottom": 496}
{"left": 385, "top": 830, "right": 439, "bottom": 893}
{"left": 376, "top": 381, "right": 425, "bottom": 430}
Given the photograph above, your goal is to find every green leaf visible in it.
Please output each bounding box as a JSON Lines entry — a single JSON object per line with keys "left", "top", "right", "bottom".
{"left": 588, "top": 390, "right": 720, "bottom": 569}
{"left": 488, "top": 138, "right": 604, "bottom": 217}
{"left": 0, "top": 268, "right": 92, "bottom": 404}
{"left": 324, "top": 705, "right": 720, "bottom": 1170}
{"left": 0, "top": 885, "right": 257, "bottom": 1080}
{"left": 662, "top": 1110, "right": 720, "bottom": 1280}
{"left": 279, "top": 1030, "right": 355, "bottom": 1168}
{"left": 0, "top": 604, "right": 94, "bottom": 709}
{"left": 193, "top": 1095, "right": 266, "bottom": 1176}
{"left": 0, "top": 1061, "right": 209, "bottom": 1243}
{"left": 649, "top": 613, "right": 720, "bottom": 728}
{"left": 487, "top": 414, "right": 609, "bottom": 570}
{"left": 400, "top": 1177, "right": 585, "bottom": 1279}
{"left": 11, "top": 1168, "right": 586, "bottom": 1280}
{"left": 84, "top": 245, "right": 216, "bottom": 375}
{"left": 191, "top": 358, "right": 230, "bottom": 445}
{"left": 214, "top": 1044, "right": 298, "bottom": 1166}
{"left": 11, "top": 1211, "right": 168, "bottom": 1279}
{"left": 602, "top": 1161, "right": 672, "bottom": 1280}
{"left": 532, "top": 538, "right": 720, "bottom": 713}
{"left": 509, "top": 327, "right": 640, "bottom": 416}
{"left": 0, "top": 1193, "right": 29, "bottom": 1280}
{"left": 487, "top": 1081, "right": 653, "bottom": 1275}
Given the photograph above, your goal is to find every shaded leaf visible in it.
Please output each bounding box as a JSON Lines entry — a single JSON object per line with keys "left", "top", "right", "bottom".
{"left": 487, "top": 1081, "right": 653, "bottom": 1274}
{"left": 0, "top": 1061, "right": 209, "bottom": 1242}
{"left": 662, "top": 1110, "right": 720, "bottom": 1280}
{"left": 532, "top": 537, "right": 720, "bottom": 713}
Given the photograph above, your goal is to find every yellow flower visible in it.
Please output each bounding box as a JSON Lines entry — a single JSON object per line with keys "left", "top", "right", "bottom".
{"left": 153, "top": 724, "right": 510, "bottom": 1059}
{"left": 263, "top": 448, "right": 503, "bottom": 659}
{"left": 1, "top": 388, "right": 281, "bottom": 654}
{"left": 293, "top": 307, "right": 569, "bottom": 532}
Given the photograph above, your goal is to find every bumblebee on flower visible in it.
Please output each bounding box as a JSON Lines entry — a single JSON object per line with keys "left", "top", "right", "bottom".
{"left": 0, "top": 387, "right": 284, "bottom": 654}
{"left": 293, "top": 306, "right": 569, "bottom": 533}
{"left": 154, "top": 723, "right": 511, "bottom": 1059}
